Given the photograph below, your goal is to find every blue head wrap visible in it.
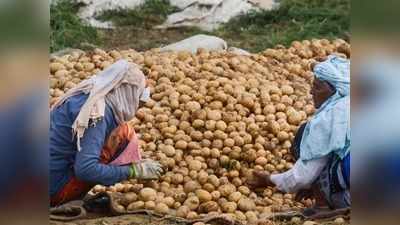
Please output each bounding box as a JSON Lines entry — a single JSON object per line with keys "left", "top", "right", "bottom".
{"left": 300, "top": 55, "right": 350, "bottom": 161}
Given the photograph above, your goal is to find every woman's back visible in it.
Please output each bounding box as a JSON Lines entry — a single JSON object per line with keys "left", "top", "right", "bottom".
{"left": 49, "top": 93, "right": 117, "bottom": 196}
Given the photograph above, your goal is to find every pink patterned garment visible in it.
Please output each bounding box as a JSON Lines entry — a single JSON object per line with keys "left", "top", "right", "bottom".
{"left": 110, "top": 131, "right": 142, "bottom": 165}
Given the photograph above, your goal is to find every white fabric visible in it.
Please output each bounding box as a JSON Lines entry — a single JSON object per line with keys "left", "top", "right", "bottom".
{"left": 270, "top": 155, "right": 329, "bottom": 193}
{"left": 52, "top": 60, "right": 146, "bottom": 150}
{"left": 53, "top": 0, "right": 277, "bottom": 30}
{"left": 160, "top": 34, "right": 227, "bottom": 53}
{"left": 169, "top": 0, "right": 198, "bottom": 8}
{"left": 75, "top": 0, "right": 145, "bottom": 28}
{"left": 139, "top": 87, "right": 151, "bottom": 102}
{"left": 300, "top": 55, "right": 350, "bottom": 161}
{"left": 227, "top": 47, "right": 251, "bottom": 55}
{"left": 160, "top": 0, "right": 278, "bottom": 31}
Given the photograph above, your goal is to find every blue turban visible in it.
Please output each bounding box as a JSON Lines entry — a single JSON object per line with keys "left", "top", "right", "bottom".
{"left": 300, "top": 55, "right": 350, "bottom": 161}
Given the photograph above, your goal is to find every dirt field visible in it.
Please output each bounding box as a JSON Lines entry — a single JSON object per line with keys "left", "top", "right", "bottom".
{"left": 51, "top": 214, "right": 186, "bottom": 225}
{"left": 97, "top": 27, "right": 203, "bottom": 52}
{"left": 50, "top": 213, "right": 349, "bottom": 225}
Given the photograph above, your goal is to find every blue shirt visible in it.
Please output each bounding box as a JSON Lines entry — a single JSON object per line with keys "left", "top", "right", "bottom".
{"left": 49, "top": 93, "right": 131, "bottom": 197}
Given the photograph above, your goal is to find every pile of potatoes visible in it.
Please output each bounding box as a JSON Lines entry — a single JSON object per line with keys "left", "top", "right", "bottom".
{"left": 50, "top": 39, "right": 350, "bottom": 223}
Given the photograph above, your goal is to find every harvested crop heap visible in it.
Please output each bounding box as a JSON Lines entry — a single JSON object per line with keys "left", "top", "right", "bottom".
{"left": 49, "top": 39, "right": 350, "bottom": 222}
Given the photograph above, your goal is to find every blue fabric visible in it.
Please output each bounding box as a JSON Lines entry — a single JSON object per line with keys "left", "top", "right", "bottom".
{"left": 50, "top": 93, "right": 131, "bottom": 197}
{"left": 341, "top": 153, "right": 350, "bottom": 187}
{"left": 300, "top": 55, "right": 350, "bottom": 161}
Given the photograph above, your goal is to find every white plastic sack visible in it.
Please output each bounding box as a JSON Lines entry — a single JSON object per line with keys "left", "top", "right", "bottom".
{"left": 159, "top": 0, "right": 278, "bottom": 31}
{"left": 227, "top": 47, "right": 251, "bottom": 56}
{"left": 75, "top": 0, "right": 145, "bottom": 28}
{"left": 169, "top": 0, "right": 198, "bottom": 9}
{"left": 160, "top": 34, "right": 227, "bottom": 53}
{"left": 248, "top": 0, "right": 276, "bottom": 9}
{"left": 52, "top": 0, "right": 277, "bottom": 31}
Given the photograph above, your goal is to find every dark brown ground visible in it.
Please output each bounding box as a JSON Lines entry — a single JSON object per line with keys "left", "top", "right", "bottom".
{"left": 50, "top": 213, "right": 349, "bottom": 225}
{"left": 97, "top": 27, "right": 206, "bottom": 52}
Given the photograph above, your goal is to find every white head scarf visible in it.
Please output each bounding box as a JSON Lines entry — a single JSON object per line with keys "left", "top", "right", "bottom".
{"left": 52, "top": 60, "right": 146, "bottom": 150}
{"left": 313, "top": 55, "right": 350, "bottom": 96}
{"left": 300, "top": 55, "right": 350, "bottom": 161}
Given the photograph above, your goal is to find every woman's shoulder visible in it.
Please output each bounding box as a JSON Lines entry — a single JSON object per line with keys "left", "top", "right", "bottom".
{"left": 51, "top": 93, "right": 88, "bottom": 121}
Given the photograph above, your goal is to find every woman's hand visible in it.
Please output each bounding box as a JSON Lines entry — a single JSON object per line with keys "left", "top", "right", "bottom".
{"left": 247, "top": 171, "right": 275, "bottom": 190}
{"left": 130, "top": 159, "right": 164, "bottom": 180}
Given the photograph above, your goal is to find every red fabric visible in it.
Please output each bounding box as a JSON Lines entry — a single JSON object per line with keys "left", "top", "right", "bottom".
{"left": 50, "top": 176, "right": 92, "bottom": 207}
{"left": 51, "top": 123, "right": 140, "bottom": 206}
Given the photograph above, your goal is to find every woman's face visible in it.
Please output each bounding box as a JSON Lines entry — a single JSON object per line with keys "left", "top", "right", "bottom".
{"left": 311, "top": 78, "right": 335, "bottom": 108}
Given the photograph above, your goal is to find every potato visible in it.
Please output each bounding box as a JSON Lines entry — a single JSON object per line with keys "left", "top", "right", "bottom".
{"left": 198, "top": 201, "right": 219, "bottom": 213}
{"left": 186, "top": 211, "right": 198, "bottom": 219}
{"left": 245, "top": 211, "right": 258, "bottom": 223}
{"left": 115, "top": 183, "right": 124, "bottom": 192}
{"left": 281, "top": 85, "right": 294, "bottom": 95}
{"left": 196, "top": 190, "right": 212, "bottom": 203}
{"left": 139, "top": 188, "right": 157, "bottom": 201}
{"left": 172, "top": 173, "right": 184, "bottom": 184}
{"left": 218, "top": 184, "right": 236, "bottom": 197}
{"left": 238, "top": 186, "right": 251, "bottom": 196}
{"left": 186, "top": 101, "right": 201, "bottom": 112}
{"left": 208, "top": 175, "right": 220, "bottom": 187}
{"left": 93, "top": 185, "right": 106, "bottom": 193}
{"left": 277, "top": 131, "right": 290, "bottom": 141}
{"left": 203, "top": 183, "right": 215, "bottom": 192}
{"left": 162, "top": 145, "right": 176, "bottom": 156}
{"left": 197, "top": 171, "right": 209, "bottom": 184}
{"left": 288, "top": 111, "right": 302, "bottom": 125}
{"left": 155, "top": 203, "right": 169, "bottom": 214}
{"left": 83, "top": 62, "right": 95, "bottom": 72}
{"left": 50, "top": 62, "right": 65, "bottom": 73}
{"left": 162, "top": 196, "right": 175, "bottom": 207}
{"left": 234, "top": 210, "right": 247, "bottom": 221}
{"left": 144, "top": 201, "right": 156, "bottom": 210}
{"left": 255, "top": 157, "right": 268, "bottom": 166}
{"left": 221, "top": 202, "right": 237, "bottom": 213}
{"left": 175, "top": 140, "right": 188, "bottom": 150}
{"left": 189, "top": 160, "right": 202, "bottom": 171}
{"left": 334, "top": 217, "right": 346, "bottom": 225}
{"left": 224, "top": 138, "right": 235, "bottom": 147}
{"left": 216, "top": 121, "right": 227, "bottom": 131}
{"left": 238, "top": 197, "right": 256, "bottom": 211}
{"left": 303, "top": 221, "right": 317, "bottom": 225}
{"left": 176, "top": 205, "right": 190, "bottom": 218}
{"left": 211, "top": 191, "right": 221, "bottom": 200}
{"left": 184, "top": 196, "right": 200, "bottom": 210}
{"left": 120, "top": 192, "right": 138, "bottom": 206}
{"left": 207, "top": 110, "right": 222, "bottom": 120}
{"left": 127, "top": 201, "right": 145, "bottom": 211}
{"left": 228, "top": 192, "right": 242, "bottom": 203}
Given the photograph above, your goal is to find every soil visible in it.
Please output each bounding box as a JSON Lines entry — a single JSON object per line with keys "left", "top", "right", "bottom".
{"left": 50, "top": 214, "right": 187, "bottom": 225}
{"left": 50, "top": 213, "right": 350, "bottom": 225}
{"left": 97, "top": 27, "right": 204, "bottom": 51}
